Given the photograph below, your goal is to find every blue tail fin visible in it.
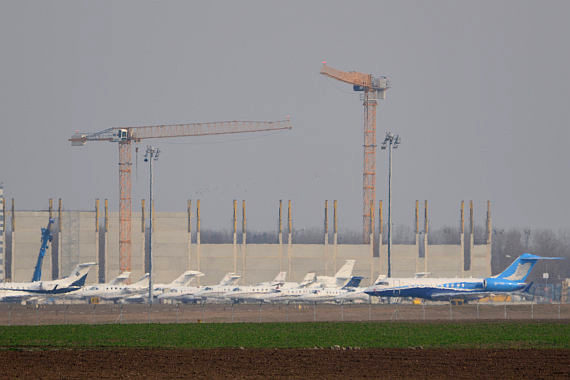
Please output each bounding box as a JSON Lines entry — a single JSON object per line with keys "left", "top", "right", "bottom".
{"left": 342, "top": 276, "right": 363, "bottom": 289}
{"left": 495, "top": 254, "right": 562, "bottom": 282}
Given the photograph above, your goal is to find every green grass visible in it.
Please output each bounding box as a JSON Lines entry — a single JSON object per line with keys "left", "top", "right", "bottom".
{"left": 0, "top": 322, "right": 568, "bottom": 349}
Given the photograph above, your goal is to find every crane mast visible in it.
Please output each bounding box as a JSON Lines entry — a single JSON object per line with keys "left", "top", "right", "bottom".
{"left": 71, "top": 119, "right": 292, "bottom": 274}
{"left": 320, "top": 63, "right": 390, "bottom": 243}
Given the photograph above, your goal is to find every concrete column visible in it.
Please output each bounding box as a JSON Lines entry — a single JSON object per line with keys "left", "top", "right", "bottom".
{"left": 56, "top": 198, "right": 62, "bottom": 279}
{"left": 9, "top": 198, "right": 15, "bottom": 282}
{"left": 333, "top": 200, "right": 338, "bottom": 275}
{"left": 369, "top": 200, "right": 374, "bottom": 286}
{"left": 233, "top": 200, "right": 237, "bottom": 273}
{"left": 0, "top": 188, "right": 4, "bottom": 282}
{"left": 378, "top": 200, "right": 383, "bottom": 276}
{"left": 469, "top": 200, "right": 474, "bottom": 272}
{"left": 278, "top": 200, "right": 283, "bottom": 273}
{"left": 102, "top": 199, "right": 109, "bottom": 283}
{"left": 415, "top": 200, "right": 421, "bottom": 273}
{"left": 424, "top": 200, "right": 429, "bottom": 273}
{"left": 324, "top": 200, "right": 329, "bottom": 276}
{"left": 95, "top": 199, "right": 100, "bottom": 282}
{"left": 241, "top": 200, "right": 247, "bottom": 283}
{"left": 141, "top": 199, "right": 147, "bottom": 275}
{"left": 287, "top": 200, "right": 292, "bottom": 281}
{"left": 187, "top": 200, "right": 192, "bottom": 270}
{"left": 486, "top": 200, "right": 492, "bottom": 276}
{"left": 196, "top": 199, "right": 201, "bottom": 273}
{"left": 49, "top": 198, "right": 54, "bottom": 280}
{"left": 460, "top": 200, "right": 465, "bottom": 277}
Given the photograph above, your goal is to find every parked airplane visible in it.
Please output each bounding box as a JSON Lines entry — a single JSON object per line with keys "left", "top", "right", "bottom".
{"left": 310, "top": 260, "right": 355, "bottom": 288}
{"left": 224, "top": 272, "right": 292, "bottom": 303}
{"left": 159, "top": 272, "right": 241, "bottom": 303}
{"left": 0, "top": 262, "right": 96, "bottom": 302}
{"left": 261, "top": 273, "right": 322, "bottom": 303}
{"left": 123, "top": 270, "right": 204, "bottom": 303}
{"left": 364, "top": 253, "right": 561, "bottom": 301}
{"left": 297, "top": 276, "right": 364, "bottom": 303}
{"left": 73, "top": 273, "right": 150, "bottom": 303}
{"left": 63, "top": 271, "right": 131, "bottom": 301}
{"left": 192, "top": 273, "right": 242, "bottom": 302}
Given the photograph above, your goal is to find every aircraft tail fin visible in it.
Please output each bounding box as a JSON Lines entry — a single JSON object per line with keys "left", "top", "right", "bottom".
{"left": 219, "top": 273, "right": 241, "bottom": 286}
{"left": 299, "top": 272, "right": 316, "bottom": 287}
{"left": 271, "top": 272, "right": 287, "bottom": 284}
{"left": 342, "top": 276, "right": 363, "bottom": 289}
{"left": 65, "top": 262, "right": 97, "bottom": 287}
{"left": 132, "top": 273, "right": 150, "bottom": 287}
{"left": 334, "top": 260, "right": 355, "bottom": 279}
{"left": 495, "top": 253, "right": 562, "bottom": 282}
{"left": 169, "top": 270, "right": 205, "bottom": 287}
{"left": 109, "top": 272, "right": 131, "bottom": 286}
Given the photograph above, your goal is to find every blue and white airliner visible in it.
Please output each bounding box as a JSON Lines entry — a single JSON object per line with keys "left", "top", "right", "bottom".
{"left": 364, "top": 254, "right": 561, "bottom": 301}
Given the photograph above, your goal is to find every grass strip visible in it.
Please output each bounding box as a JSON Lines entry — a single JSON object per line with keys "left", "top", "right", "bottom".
{"left": 0, "top": 322, "right": 568, "bottom": 349}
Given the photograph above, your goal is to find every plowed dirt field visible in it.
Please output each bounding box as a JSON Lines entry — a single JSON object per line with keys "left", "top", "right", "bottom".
{"left": 1, "top": 348, "right": 568, "bottom": 379}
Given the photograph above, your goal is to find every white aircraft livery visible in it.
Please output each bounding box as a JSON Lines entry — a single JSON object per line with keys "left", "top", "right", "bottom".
{"left": 364, "top": 253, "right": 561, "bottom": 301}
{"left": 0, "top": 263, "right": 96, "bottom": 301}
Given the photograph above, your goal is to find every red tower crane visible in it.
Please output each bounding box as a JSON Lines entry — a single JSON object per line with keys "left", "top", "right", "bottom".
{"left": 70, "top": 119, "right": 292, "bottom": 274}
{"left": 320, "top": 63, "right": 390, "bottom": 242}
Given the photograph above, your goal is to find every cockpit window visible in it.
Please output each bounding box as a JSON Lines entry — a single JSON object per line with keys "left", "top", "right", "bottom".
{"left": 376, "top": 281, "right": 389, "bottom": 286}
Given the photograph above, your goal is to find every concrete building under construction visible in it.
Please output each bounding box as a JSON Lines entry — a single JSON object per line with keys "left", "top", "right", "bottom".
{"left": 0, "top": 196, "right": 492, "bottom": 286}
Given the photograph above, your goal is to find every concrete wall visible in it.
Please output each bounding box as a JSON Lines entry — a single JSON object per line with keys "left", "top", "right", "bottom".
{"left": 105, "top": 211, "right": 145, "bottom": 283}
{"left": 387, "top": 244, "right": 419, "bottom": 278}
{"left": 153, "top": 212, "right": 188, "bottom": 284}
{"left": 471, "top": 244, "right": 491, "bottom": 278}
{"left": 427, "top": 245, "right": 463, "bottom": 277}
{"left": 12, "top": 211, "right": 52, "bottom": 282}
{"left": 60, "top": 211, "right": 98, "bottom": 284}
{"left": 5, "top": 200, "right": 493, "bottom": 285}
{"left": 0, "top": 188, "right": 4, "bottom": 282}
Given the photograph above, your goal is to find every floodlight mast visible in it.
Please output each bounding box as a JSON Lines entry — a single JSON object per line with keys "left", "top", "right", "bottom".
{"left": 144, "top": 146, "right": 160, "bottom": 304}
{"left": 381, "top": 132, "right": 400, "bottom": 278}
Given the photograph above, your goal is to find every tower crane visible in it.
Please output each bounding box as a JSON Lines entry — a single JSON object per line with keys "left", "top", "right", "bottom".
{"left": 70, "top": 119, "right": 292, "bottom": 274}
{"left": 320, "top": 62, "right": 390, "bottom": 242}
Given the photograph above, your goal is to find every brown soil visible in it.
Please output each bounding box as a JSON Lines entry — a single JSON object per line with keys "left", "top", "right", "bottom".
{"left": 0, "top": 348, "right": 568, "bottom": 379}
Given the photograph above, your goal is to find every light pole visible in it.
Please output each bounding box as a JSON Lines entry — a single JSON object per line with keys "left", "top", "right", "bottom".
{"left": 381, "top": 131, "right": 400, "bottom": 278}
{"left": 144, "top": 146, "right": 160, "bottom": 304}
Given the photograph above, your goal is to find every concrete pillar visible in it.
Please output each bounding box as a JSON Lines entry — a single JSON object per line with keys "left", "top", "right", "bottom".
{"left": 287, "top": 200, "right": 292, "bottom": 281}
{"left": 333, "top": 200, "right": 338, "bottom": 275}
{"left": 233, "top": 200, "right": 237, "bottom": 273}
{"left": 369, "top": 200, "right": 374, "bottom": 286}
{"left": 102, "top": 199, "right": 109, "bottom": 283}
{"left": 187, "top": 200, "right": 192, "bottom": 271}
{"left": 415, "top": 200, "right": 421, "bottom": 273}
{"left": 0, "top": 187, "right": 4, "bottom": 282}
{"left": 142, "top": 199, "right": 147, "bottom": 275}
{"left": 49, "top": 198, "right": 54, "bottom": 279}
{"left": 486, "top": 200, "right": 492, "bottom": 276}
{"left": 278, "top": 200, "right": 283, "bottom": 273}
{"left": 241, "top": 200, "right": 247, "bottom": 283}
{"left": 9, "top": 198, "right": 15, "bottom": 282}
{"left": 460, "top": 200, "right": 465, "bottom": 277}
{"left": 378, "top": 200, "right": 383, "bottom": 275}
{"left": 424, "top": 200, "right": 429, "bottom": 273}
{"left": 56, "top": 198, "right": 62, "bottom": 279}
{"left": 196, "top": 199, "right": 201, "bottom": 273}
{"left": 470, "top": 200, "right": 474, "bottom": 269}
{"left": 95, "top": 199, "right": 100, "bottom": 282}
{"left": 324, "top": 200, "right": 329, "bottom": 276}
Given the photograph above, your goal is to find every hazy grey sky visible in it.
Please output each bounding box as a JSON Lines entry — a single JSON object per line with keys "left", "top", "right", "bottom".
{"left": 1, "top": 1, "right": 569, "bottom": 232}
